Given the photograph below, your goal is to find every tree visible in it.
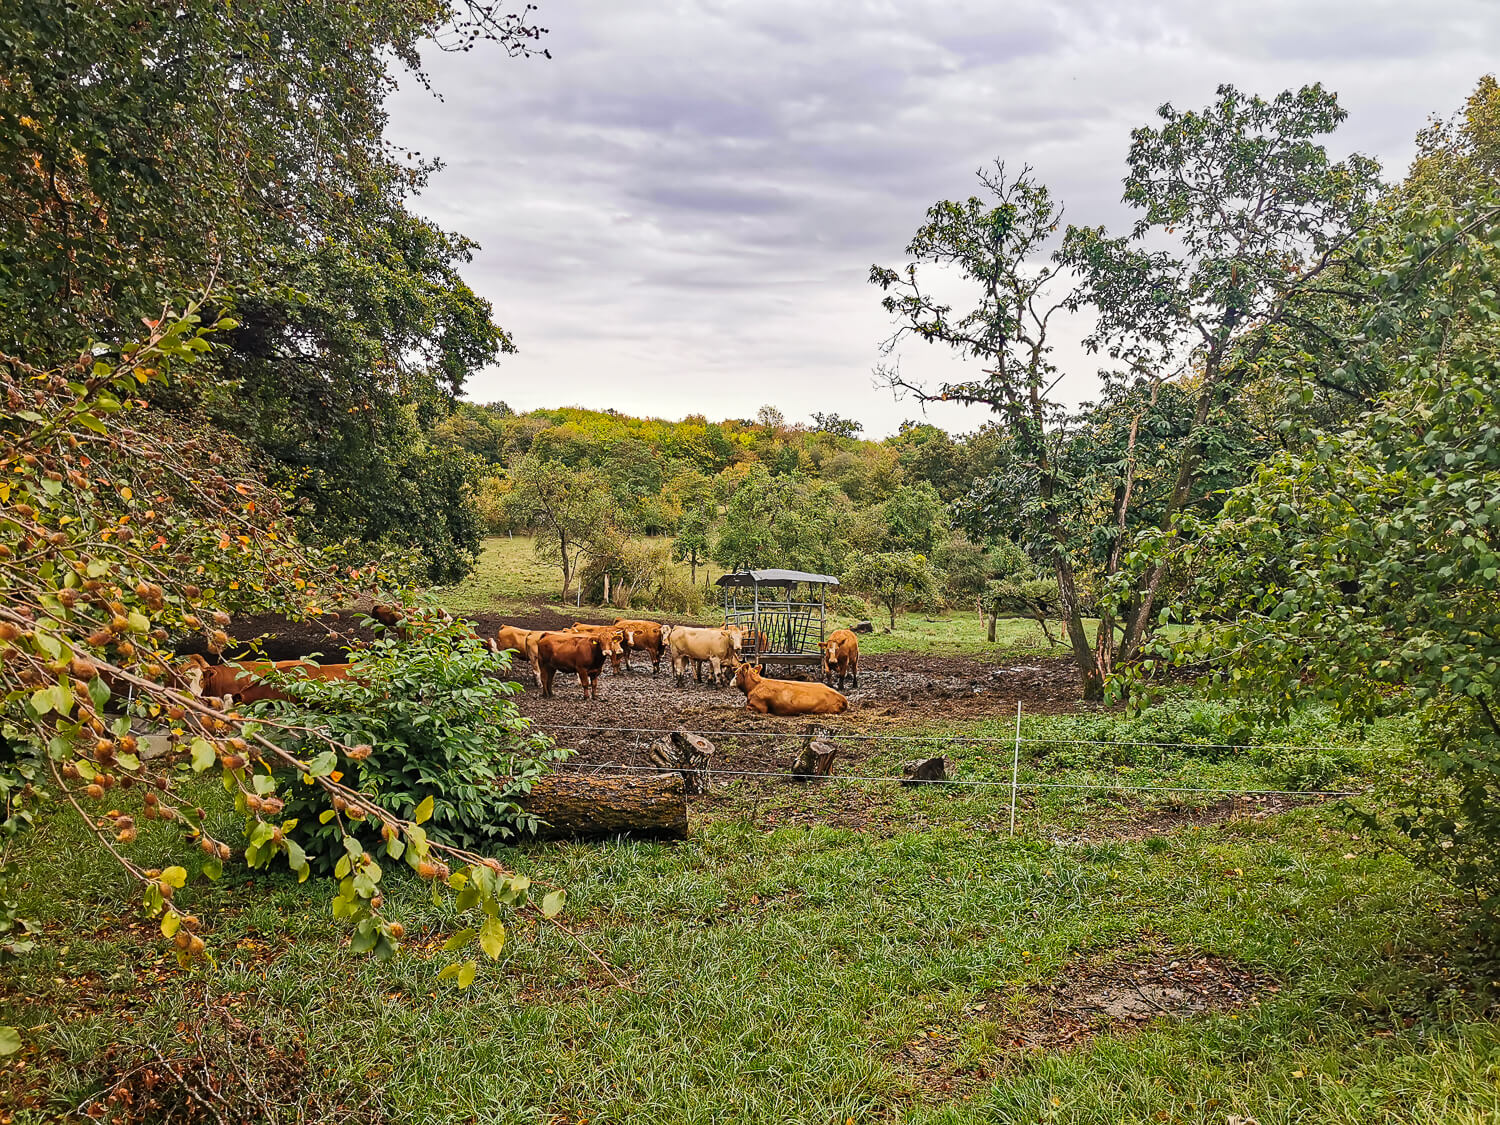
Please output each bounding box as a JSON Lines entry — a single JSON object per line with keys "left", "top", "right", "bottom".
{"left": 878, "top": 482, "right": 949, "bottom": 554}
{"left": 503, "top": 454, "right": 618, "bottom": 600}
{"left": 0, "top": 309, "right": 567, "bottom": 1058}
{"left": 874, "top": 85, "right": 1382, "bottom": 698}
{"left": 712, "top": 466, "right": 856, "bottom": 575}
{"left": 811, "top": 412, "right": 864, "bottom": 439}
{"left": 672, "top": 502, "right": 715, "bottom": 585}
{"left": 843, "top": 551, "right": 940, "bottom": 631}
{"left": 1147, "top": 193, "right": 1500, "bottom": 910}
{"left": 0, "top": 1, "right": 542, "bottom": 583}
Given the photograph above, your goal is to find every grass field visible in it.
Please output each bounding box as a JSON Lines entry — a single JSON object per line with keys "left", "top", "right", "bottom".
{"left": 5, "top": 707, "right": 1497, "bottom": 1123}
{"left": 437, "top": 536, "right": 1067, "bottom": 654}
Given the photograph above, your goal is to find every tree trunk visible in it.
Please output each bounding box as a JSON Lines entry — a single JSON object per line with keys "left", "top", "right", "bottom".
{"left": 517, "top": 771, "right": 688, "bottom": 841}
{"left": 1053, "top": 553, "right": 1104, "bottom": 700}
{"left": 689, "top": 555, "right": 697, "bottom": 585}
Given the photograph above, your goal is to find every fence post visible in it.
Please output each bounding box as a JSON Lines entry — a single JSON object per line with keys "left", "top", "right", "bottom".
{"left": 1009, "top": 701, "right": 1022, "bottom": 836}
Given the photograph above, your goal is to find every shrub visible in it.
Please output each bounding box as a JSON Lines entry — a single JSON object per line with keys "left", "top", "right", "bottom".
{"left": 258, "top": 616, "right": 570, "bottom": 866}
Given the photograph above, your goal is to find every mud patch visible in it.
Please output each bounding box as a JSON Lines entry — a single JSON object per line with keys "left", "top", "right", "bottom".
{"left": 894, "top": 946, "right": 1271, "bottom": 1096}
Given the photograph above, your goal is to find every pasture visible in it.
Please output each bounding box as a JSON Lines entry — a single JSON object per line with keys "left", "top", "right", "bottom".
{"left": 3, "top": 558, "right": 1498, "bottom": 1124}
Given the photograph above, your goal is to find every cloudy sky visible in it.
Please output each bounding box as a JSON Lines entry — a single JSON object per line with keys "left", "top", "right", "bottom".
{"left": 387, "top": 0, "right": 1498, "bottom": 438}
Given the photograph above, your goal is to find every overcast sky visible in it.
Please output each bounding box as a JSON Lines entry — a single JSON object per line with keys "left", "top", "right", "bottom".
{"left": 387, "top": 0, "right": 1499, "bottom": 438}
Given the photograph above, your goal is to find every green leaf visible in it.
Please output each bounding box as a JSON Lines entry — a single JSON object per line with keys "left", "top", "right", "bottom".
{"left": 456, "top": 960, "right": 477, "bottom": 988}
{"left": 0, "top": 1027, "right": 20, "bottom": 1057}
{"left": 319, "top": 809, "right": 338, "bottom": 824}
{"left": 201, "top": 859, "right": 223, "bottom": 882}
{"left": 161, "top": 866, "right": 187, "bottom": 889}
{"left": 190, "top": 738, "right": 215, "bottom": 773}
{"left": 441, "top": 927, "right": 476, "bottom": 952}
{"left": 413, "top": 795, "right": 434, "bottom": 825}
{"left": 541, "top": 890, "right": 566, "bottom": 919}
{"left": 479, "top": 916, "right": 506, "bottom": 959}
{"left": 307, "top": 751, "right": 338, "bottom": 777}
{"left": 161, "top": 913, "right": 180, "bottom": 939}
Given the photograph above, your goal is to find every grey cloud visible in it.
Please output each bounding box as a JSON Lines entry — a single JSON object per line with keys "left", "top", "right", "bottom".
{"left": 389, "top": 0, "right": 1498, "bottom": 435}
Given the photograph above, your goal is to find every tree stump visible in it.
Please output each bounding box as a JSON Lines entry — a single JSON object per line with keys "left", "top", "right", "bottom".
{"left": 645, "top": 730, "right": 715, "bottom": 794}
{"left": 518, "top": 771, "right": 688, "bottom": 841}
{"left": 790, "top": 739, "right": 838, "bottom": 781}
{"left": 901, "top": 756, "right": 947, "bottom": 785}
{"left": 850, "top": 620, "right": 874, "bottom": 634}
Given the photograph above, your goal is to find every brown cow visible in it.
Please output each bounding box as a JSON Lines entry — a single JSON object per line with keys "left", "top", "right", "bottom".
{"left": 821, "top": 629, "right": 860, "bottom": 690}
{"left": 537, "top": 632, "right": 607, "bottom": 699}
{"left": 190, "top": 656, "right": 357, "bottom": 704}
{"left": 614, "top": 618, "right": 664, "bottom": 675}
{"left": 734, "top": 663, "right": 848, "bottom": 716}
{"left": 662, "top": 625, "right": 744, "bottom": 687}
{"left": 569, "top": 623, "right": 626, "bottom": 673}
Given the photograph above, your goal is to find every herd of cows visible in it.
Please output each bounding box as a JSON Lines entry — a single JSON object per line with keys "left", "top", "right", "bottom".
{"left": 492, "top": 618, "right": 862, "bottom": 717}
{"left": 174, "top": 613, "right": 865, "bottom": 719}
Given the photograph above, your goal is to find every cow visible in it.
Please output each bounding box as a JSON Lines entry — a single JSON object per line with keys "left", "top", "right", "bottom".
{"left": 613, "top": 618, "right": 664, "bottom": 675}
{"left": 184, "top": 655, "right": 357, "bottom": 704}
{"left": 662, "top": 625, "right": 744, "bottom": 687}
{"left": 821, "top": 629, "right": 860, "bottom": 691}
{"left": 537, "top": 632, "right": 607, "bottom": 700}
{"left": 569, "top": 623, "right": 627, "bottom": 673}
{"left": 734, "top": 663, "right": 848, "bottom": 716}
{"left": 494, "top": 625, "right": 544, "bottom": 682}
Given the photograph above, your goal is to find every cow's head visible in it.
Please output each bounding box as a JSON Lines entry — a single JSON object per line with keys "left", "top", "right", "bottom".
{"left": 733, "top": 661, "right": 760, "bottom": 693}
{"left": 602, "top": 628, "right": 625, "bottom": 657}
{"left": 724, "top": 625, "right": 745, "bottom": 653}
{"left": 174, "top": 653, "right": 211, "bottom": 696}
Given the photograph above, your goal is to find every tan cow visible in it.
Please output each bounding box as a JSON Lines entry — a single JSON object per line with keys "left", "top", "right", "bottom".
{"left": 614, "top": 618, "right": 664, "bottom": 675}
{"left": 569, "top": 623, "right": 627, "bottom": 673}
{"left": 494, "top": 625, "right": 544, "bottom": 682}
{"left": 734, "top": 663, "right": 848, "bottom": 716}
{"left": 662, "top": 624, "right": 744, "bottom": 687}
{"left": 821, "top": 628, "right": 860, "bottom": 691}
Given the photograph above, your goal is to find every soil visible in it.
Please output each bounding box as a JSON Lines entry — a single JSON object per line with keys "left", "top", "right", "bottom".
{"left": 894, "top": 944, "right": 1272, "bottom": 1096}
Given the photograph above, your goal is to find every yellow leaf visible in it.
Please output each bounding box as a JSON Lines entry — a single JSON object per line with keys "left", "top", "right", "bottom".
{"left": 120, "top": 486, "right": 132, "bottom": 500}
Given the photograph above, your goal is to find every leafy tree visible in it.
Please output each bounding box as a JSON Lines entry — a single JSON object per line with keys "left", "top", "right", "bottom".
{"left": 0, "top": 0, "right": 541, "bottom": 583}
{"left": 875, "top": 84, "right": 1382, "bottom": 698}
{"left": 843, "top": 551, "right": 940, "bottom": 631}
{"left": 1144, "top": 194, "right": 1500, "bottom": 911}
{"left": 0, "top": 310, "right": 565, "bottom": 1058}
{"left": 503, "top": 454, "right": 619, "bottom": 600}
{"left": 811, "top": 412, "right": 864, "bottom": 438}
{"left": 712, "top": 466, "right": 855, "bottom": 575}
{"left": 672, "top": 502, "right": 716, "bottom": 585}
{"left": 878, "top": 482, "right": 949, "bottom": 554}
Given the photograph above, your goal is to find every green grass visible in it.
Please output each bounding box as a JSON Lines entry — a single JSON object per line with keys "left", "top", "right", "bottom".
{"left": 4, "top": 708, "right": 1495, "bottom": 1124}
{"left": 847, "top": 610, "right": 1075, "bottom": 658}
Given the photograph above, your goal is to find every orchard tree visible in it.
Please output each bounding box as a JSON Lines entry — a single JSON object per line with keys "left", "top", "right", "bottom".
{"left": 874, "top": 84, "right": 1382, "bottom": 698}
{"left": 1143, "top": 194, "right": 1500, "bottom": 911}
{"left": 672, "top": 502, "right": 715, "bottom": 585}
{"left": 0, "top": 309, "right": 572, "bottom": 1055}
{"left": 843, "top": 551, "right": 940, "bottom": 631}
{"left": 503, "top": 454, "right": 619, "bottom": 600}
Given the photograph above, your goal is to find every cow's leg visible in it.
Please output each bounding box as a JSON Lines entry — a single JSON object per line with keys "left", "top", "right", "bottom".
{"left": 540, "top": 665, "right": 555, "bottom": 698}
{"left": 851, "top": 663, "right": 859, "bottom": 689}
{"left": 709, "top": 657, "right": 723, "bottom": 687}
{"left": 652, "top": 648, "right": 661, "bottom": 676}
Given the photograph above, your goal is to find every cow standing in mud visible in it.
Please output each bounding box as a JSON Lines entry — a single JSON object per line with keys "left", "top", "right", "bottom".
{"left": 537, "top": 632, "right": 608, "bottom": 700}
{"left": 821, "top": 628, "right": 860, "bottom": 691}
{"left": 662, "top": 625, "right": 744, "bottom": 687}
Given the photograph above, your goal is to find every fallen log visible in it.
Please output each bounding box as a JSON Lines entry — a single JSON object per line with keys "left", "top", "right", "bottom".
{"left": 518, "top": 771, "right": 688, "bottom": 841}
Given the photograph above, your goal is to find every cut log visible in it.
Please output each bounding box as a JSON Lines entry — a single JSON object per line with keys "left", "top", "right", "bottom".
{"left": 790, "top": 738, "right": 838, "bottom": 781}
{"left": 518, "top": 771, "right": 687, "bottom": 841}
{"left": 901, "top": 756, "right": 947, "bottom": 785}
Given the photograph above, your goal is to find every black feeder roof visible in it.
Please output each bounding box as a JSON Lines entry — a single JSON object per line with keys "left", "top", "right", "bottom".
{"left": 714, "top": 569, "right": 839, "bottom": 588}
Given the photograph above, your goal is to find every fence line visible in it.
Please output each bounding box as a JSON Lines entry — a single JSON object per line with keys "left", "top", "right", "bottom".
{"left": 551, "top": 759, "right": 1361, "bottom": 799}
{"left": 540, "top": 722, "right": 1392, "bottom": 756}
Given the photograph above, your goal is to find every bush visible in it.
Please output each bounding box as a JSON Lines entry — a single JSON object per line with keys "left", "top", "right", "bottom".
{"left": 258, "top": 616, "right": 570, "bottom": 866}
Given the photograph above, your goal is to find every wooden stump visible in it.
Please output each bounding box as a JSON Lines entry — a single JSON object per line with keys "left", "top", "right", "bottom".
{"left": 901, "top": 756, "right": 947, "bottom": 785}
{"left": 518, "top": 771, "right": 688, "bottom": 841}
{"left": 646, "top": 730, "right": 714, "bottom": 795}
{"left": 790, "top": 738, "right": 838, "bottom": 781}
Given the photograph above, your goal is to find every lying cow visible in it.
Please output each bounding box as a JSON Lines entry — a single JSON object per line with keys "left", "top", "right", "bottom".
{"left": 182, "top": 653, "right": 357, "bottom": 704}
{"left": 663, "top": 624, "right": 744, "bottom": 687}
{"left": 569, "top": 623, "right": 627, "bottom": 673}
{"left": 821, "top": 628, "right": 860, "bottom": 690}
{"left": 537, "top": 632, "right": 607, "bottom": 699}
{"left": 734, "top": 663, "right": 848, "bottom": 716}
{"left": 614, "top": 618, "right": 664, "bottom": 675}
